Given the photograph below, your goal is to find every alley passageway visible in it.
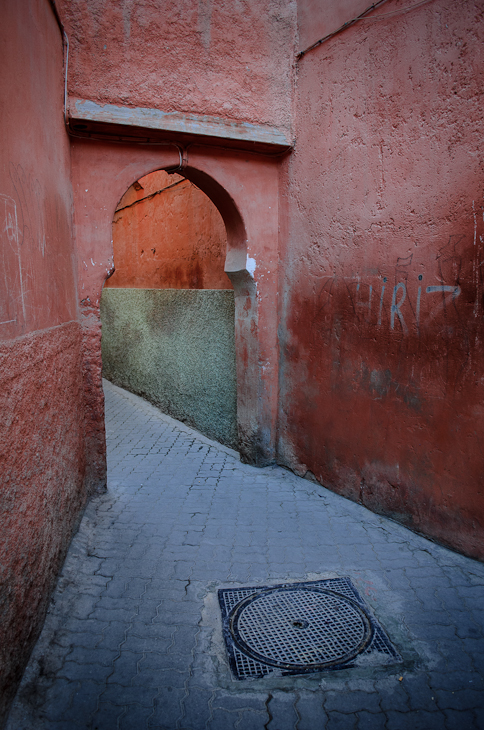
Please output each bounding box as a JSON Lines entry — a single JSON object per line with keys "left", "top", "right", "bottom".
{"left": 7, "top": 381, "right": 484, "bottom": 730}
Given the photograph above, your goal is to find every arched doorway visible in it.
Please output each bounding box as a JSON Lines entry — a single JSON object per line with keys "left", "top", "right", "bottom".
{"left": 71, "top": 140, "right": 279, "bottom": 492}
{"left": 101, "top": 169, "right": 238, "bottom": 448}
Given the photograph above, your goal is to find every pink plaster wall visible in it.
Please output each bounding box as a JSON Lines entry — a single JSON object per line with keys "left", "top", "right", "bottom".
{"left": 0, "top": 9, "right": 77, "bottom": 338}
{"left": 57, "top": 0, "right": 296, "bottom": 132}
{"left": 0, "top": 1, "right": 89, "bottom": 722}
{"left": 106, "top": 170, "right": 232, "bottom": 290}
{"left": 297, "top": 0, "right": 372, "bottom": 53}
{"left": 279, "top": 0, "right": 484, "bottom": 559}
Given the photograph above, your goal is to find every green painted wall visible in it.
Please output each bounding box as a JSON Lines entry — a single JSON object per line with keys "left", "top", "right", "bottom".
{"left": 101, "top": 289, "right": 237, "bottom": 448}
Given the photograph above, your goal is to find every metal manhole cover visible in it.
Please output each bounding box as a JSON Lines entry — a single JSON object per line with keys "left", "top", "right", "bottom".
{"left": 231, "top": 586, "right": 372, "bottom": 670}
{"left": 218, "top": 578, "right": 402, "bottom": 680}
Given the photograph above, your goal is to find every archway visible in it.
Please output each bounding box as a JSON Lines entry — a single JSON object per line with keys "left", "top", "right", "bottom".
{"left": 101, "top": 169, "right": 238, "bottom": 448}
{"left": 71, "top": 140, "right": 279, "bottom": 492}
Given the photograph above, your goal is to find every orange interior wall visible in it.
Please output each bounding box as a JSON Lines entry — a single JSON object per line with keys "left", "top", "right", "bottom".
{"left": 105, "top": 170, "right": 232, "bottom": 290}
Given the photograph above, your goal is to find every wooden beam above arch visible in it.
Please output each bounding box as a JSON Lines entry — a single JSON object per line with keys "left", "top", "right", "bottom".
{"left": 68, "top": 98, "right": 293, "bottom": 154}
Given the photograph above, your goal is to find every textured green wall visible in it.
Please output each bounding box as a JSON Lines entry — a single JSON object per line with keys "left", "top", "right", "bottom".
{"left": 101, "top": 289, "right": 237, "bottom": 448}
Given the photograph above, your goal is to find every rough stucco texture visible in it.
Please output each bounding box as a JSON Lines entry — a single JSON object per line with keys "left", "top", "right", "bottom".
{"left": 101, "top": 289, "right": 237, "bottom": 448}
{"left": 57, "top": 0, "right": 296, "bottom": 131}
{"left": 105, "top": 170, "right": 231, "bottom": 290}
{"left": 0, "top": 323, "right": 86, "bottom": 724}
{"left": 0, "top": 1, "right": 88, "bottom": 722}
{"left": 0, "top": 4, "right": 78, "bottom": 342}
{"left": 279, "top": 0, "right": 484, "bottom": 559}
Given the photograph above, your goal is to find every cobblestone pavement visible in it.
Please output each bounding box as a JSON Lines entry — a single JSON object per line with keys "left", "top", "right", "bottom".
{"left": 7, "top": 380, "right": 484, "bottom": 730}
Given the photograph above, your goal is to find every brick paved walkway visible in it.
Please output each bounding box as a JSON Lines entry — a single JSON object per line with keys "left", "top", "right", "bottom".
{"left": 7, "top": 380, "right": 484, "bottom": 729}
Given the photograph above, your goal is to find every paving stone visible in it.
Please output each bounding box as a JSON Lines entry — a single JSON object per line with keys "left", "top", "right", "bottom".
{"left": 121, "top": 635, "right": 173, "bottom": 654}
{"left": 405, "top": 621, "right": 458, "bottom": 641}
{"left": 90, "top": 701, "right": 127, "bottom": 730}
{"left": 59, "top": 660, "right": 113, "bottom": 684}
{"left": 428, "top": 669, "right": 483, "bottom": 692}
{"left": 107, "top": 651, "right": 144, "bottom": 686}
{"left": 149, "top": 687, "right": 186, "bottom": 726}
{"left": 43, "top": 721, "right": 83, "bottom": 730}
{"left": 385, "top": 710, "right": 447, "bottom": 730}
{"left": 295, "top": 692, "right": 327, "bottom": 730}
{"left": 67, "top": 646, "right": 117, "bottom": 667}
{"left": 356, "top": 711, "right": 386, "bottom": 730}
{"left": 378, "top": 682, "right": 410, "bottom": 714}
{"left": 326, "top": 711, "right": 358, "bottom": 730}
{"left": 101, "top": 683, "right": 157, "bottom": 708}
{"left": 211, "top": 691, "right": 268, "bottom": 714}
{"left": 205, "top": 707, "right": 240, "bottom": 730}
{"left": 53, "top": 629, "right": 100, "bottom": 650}
{"left": 433, "top": 688, "right": 484, "bottom": 711}
{"left": 400, "top": 674, "right": 438, "bottom": 712}
{"left": 180, "top": 687, "right": 213, "bottom": 726}
{"left": 265, "top": 691, "right": 299, "bottom": 730}
{"left": 61, "top": 617, "right": 109, "bottom": 636}
{"left": 168, "top": 625, "right": 199, "bottom": 657}
{"left": 40, "top": 678, "right": 78, "bottom": 721}
{"left": 119, "top": 703, "right": 155, "bottom": 729}
{"left": 58, "top": 679, "right": 104, "bottom": 724}
{"left": 435, "top": 643, "right": 476, "bottom": 673}
{"left": 443, "top": 708, "right": 480, "bottom": 730}
{"left": 324, "top": 690, "right": 381, "bottom": 714}
{"left": 7, "top": 380, "right": 484, "bottom": 730}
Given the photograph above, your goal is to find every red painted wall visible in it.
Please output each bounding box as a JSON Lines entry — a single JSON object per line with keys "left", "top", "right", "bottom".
{"left": 6, "top": 2, "right": 483, "bottom": 725}
{"left": 105, "top": 170, "right": 232, "bottom": 290}
{"left": 57, "top": 0, "right": 296, "bottom": 132}
{"left": 0, "top": 1, "right": 90, "bottom": 722}
{"left": 61, "top": 0, "right": 484, "bottom": 558}
{"left": 279, "top": 0, "right": 484, "bottom": 559}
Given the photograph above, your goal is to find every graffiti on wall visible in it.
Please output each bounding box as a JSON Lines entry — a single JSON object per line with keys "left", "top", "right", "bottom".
{"left": 294, "top": 231, "right": 484, "bottom": 400}
{"left": 0, "top": 164, "right": 67, "bottom": 336}
{"left": 314, "top": 234, "right": 482, "bottom": 339}
{"left": 1, "top": 163, "right": 47, "bottom": 330}
{"left": 0, "top": 194, "right": 24, "bottom": 328}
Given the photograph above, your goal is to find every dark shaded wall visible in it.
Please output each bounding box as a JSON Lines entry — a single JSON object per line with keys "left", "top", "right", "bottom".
{"left": 279, "top": 0, "right": 484, "bottom": 559}
{"left": 0, "top": 1, "right": 90, "bottom": 723}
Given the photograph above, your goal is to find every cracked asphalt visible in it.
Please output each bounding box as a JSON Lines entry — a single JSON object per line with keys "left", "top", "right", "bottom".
{"left": 6, "top": 380, "right": 484, "bottom": 729}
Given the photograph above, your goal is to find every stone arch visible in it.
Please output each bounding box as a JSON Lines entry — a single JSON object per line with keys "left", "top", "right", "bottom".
{"left": 108, "top": 163, "right": 258, "bottom": 462}
{"left": 71, "top": 141, "right": 277, "bottom": 480}
{"left": 109, "top": 162, "right": 250, "bottom": 288}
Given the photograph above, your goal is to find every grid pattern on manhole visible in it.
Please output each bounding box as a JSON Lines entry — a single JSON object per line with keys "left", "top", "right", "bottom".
{"left": 233, "top": 588, "right": 370, "bottom": 667}
{"left": 218, "top": 578, "right": 402, "bottom": 680}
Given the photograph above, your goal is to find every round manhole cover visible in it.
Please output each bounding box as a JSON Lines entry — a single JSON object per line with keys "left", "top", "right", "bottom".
{"left": 229, "top": 586, "right": 372, "bottom": 670}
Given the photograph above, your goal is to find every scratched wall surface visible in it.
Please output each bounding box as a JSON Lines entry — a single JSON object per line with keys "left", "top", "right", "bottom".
{"left": 57, "top": 0, "right": 296, "bottom": 133}
{"left": 0, "top": 1, "right": 77, "bottom": 340}
{"left": 0, "top": 1, "right": 88, "bottom": 723}
{"left": 278, "top": 0, "right": 484, "bottom": 559}
{"left": 105, "top": 170, "right": 232, "bottom": 290}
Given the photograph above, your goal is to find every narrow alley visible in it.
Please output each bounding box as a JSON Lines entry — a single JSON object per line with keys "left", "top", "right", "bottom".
{"left": 7, "top": 381, "right": 484, "bottom": 730}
